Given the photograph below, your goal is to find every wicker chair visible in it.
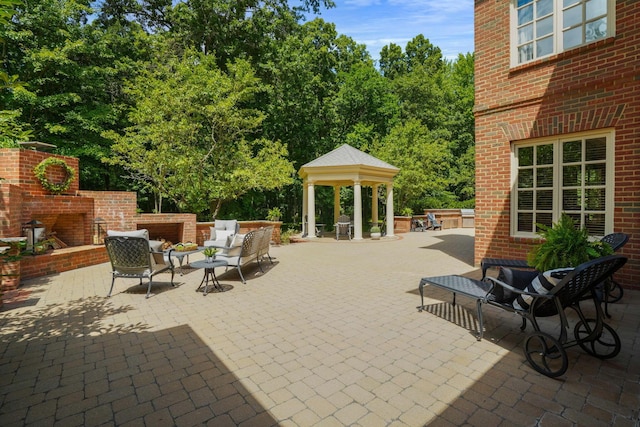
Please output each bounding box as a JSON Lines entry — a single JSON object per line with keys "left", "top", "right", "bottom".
{"left": 104, "top": 236, "right": 175, "bottom": 298}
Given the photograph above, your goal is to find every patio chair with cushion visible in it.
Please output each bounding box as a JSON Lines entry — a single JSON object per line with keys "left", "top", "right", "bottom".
{"left": 418, "top": 255, "right": 627, "bottom": 377}
{"left": 216, "top": 228, "right": 273, "bottom": 283}
{"left": 104, "top": 229, "right": 175, "bottom": 298}
{"left": 426, "top": 212, "right": 442, "bottom": 230}
{"left": 335, "top": 215, "right": 352, "bottom": 240}
{"left": 204, "top": 219, "right": 239, "bottom": 247}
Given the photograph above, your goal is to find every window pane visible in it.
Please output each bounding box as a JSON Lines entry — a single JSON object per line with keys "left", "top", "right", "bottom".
{"left": 585, "top": 213, "right": 605, "bottom": 235}
{"left": 537, "top": 144, "right": 553, "bottom": 165}
{"left": 585, "top": 163, "right": 606, "bottom": 185}
{"left": 537, "top": 36, "right": 554, "bottom": 57}
{"left": 563, "top": 188, "right": 582, "bottom": 210}
{"left": 536, "top": 213, "right": 553, "bottom": 230}
{"left": 537, "top": 0, "right": 553, "bottom": 17}
{"left": 586, "top": 17, "right": 607, "bottom": 42}
{"left": 586, "top": 137, "right": 606, "bottom": 160}
{"left": 563, "top": 0, "right": 580, "bottom": 7}
{"left": 537, "top": 190, "right": 553, "bottom": 210}
{"left": 518, "top": 213, "right": 534, "bottom": 232}
{"left": 518, "top": 44, "right": 534, "bottom": 62}
{"left": 537, "top": 16, "right": 553, "bottom": 36}
{"left": 537, "top": 166, "right": 554, "bottom": 187}
{"left": 518, "top": 191, "right": 534, "bottom": 209}
{"left": 519, "top": 24, "right": 534, "bottom": 43}
{"left": 585, "top": 188, "right": 605, "bottom": 210}
{"left": 519, "top": 4, "right": 534, "bottom": 25}
{"left": 563, "top": 164, "right": 581, "bottom": 186}
{"left": 563, "top": 140, "right": 582, "bottom": 162}
{"left": 519, "top": 146, "right": 534, "bottom": 166}
{"left": 563, "top": 26, "right": 582, "bottom": 49}
{"left": 566, "top": 213, "right": 582, "bottom": 227}
{"left": 586, "top": 0, "right": 606, "bottom": 20}
{"left": 563, "top": 4, "right": 582, "bottom": 28}
{"left": 518, "top": 0, "right": 533, "bottom": 7}
{"left": 518, "top": 169, "right": 534, "bottom": 188}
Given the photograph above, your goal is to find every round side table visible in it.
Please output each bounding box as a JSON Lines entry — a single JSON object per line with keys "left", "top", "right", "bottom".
{"left": 191, "top": 259, "right": 229, "bottom": 295}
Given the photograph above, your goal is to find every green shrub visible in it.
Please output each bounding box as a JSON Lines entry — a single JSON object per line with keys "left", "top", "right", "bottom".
{"left": 527, "top": 213, "right": 613, "bottom": 271}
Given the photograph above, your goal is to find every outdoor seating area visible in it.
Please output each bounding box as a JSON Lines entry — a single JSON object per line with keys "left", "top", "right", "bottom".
{"left": 1, "top": 229, "right": 638, "bottom": 426}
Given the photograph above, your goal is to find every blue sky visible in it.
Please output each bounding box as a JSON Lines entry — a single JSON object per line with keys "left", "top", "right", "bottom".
{"left": 311, "top": 0, "right": 474, "bottom": 62}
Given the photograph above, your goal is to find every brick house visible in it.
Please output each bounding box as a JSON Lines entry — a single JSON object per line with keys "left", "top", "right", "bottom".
{"left": 474, "top": 0, "right": 638, "bottom": 287}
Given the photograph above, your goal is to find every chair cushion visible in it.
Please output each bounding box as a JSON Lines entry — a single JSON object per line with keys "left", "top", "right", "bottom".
{"left": 107, "top": 229, "right": 149, "bottom": 240}
{"left": 214, "top": 219, "right": 237, "bottom": 231}
{"left": 489, "top": 268, "right": 538, "bottom": 304}
{"left": 512, "top": 268, "right": 573, "bottom": 310}
{"left": 209, "top": 227, "right": 217, "bottom": 241}
{"left": 225, "top": 233, "right": 244, "bottom": 257}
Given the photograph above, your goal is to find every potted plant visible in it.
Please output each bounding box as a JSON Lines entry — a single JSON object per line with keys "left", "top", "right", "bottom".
{"left": 267, "top": 207, "right": 282, "bottom": 222}
{"left": 400, "top": 207, "right": 413, "bottom": 217}
{"left": 527, "top": 213, "right": 613, "bottom": 272}
{"left": 370, "top": 226, "right": 381, "bottom": 240}
{"left": 203, "top": 247, "right": 218, "bottom": 263}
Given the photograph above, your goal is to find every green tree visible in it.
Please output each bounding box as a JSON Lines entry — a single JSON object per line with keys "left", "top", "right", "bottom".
{"left": 104, "top": 49, "right": 294, "bottom": 217}
{"left": 372, "top": 119, "right": 450, "bottom": 213}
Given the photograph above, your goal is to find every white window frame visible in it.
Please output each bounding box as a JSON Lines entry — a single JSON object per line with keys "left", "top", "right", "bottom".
{"left": 510, "top": 129, "right": 615, "bottom": 238}
{"left": 510, "top": 0, "right": 616, "bottom": 67}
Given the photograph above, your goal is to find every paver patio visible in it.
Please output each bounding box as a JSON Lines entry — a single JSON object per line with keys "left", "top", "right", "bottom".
{"left": 1, "top": 229, "right": 638, "bottom": 426}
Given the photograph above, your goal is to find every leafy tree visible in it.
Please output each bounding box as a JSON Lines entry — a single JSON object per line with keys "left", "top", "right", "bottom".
{"left": 104, "top": 49, "right": 294, "bottom": 217}
{"left": 372, "top": 119, "right": 451, "bottom": 213}
{"left": 1, "top": 0, "right": 152, "bottom": 188}
{"left": 330, "top": 62, "right": 399, "bottom": 148}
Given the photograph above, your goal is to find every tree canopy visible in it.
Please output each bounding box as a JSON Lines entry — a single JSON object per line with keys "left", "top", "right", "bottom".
{"left": 0, "top": 0, "right": 475, "bottom": 223}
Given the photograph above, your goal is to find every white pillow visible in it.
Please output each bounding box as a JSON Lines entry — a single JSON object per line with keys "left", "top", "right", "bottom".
{"left": 216, "top": 230, "right": 235, "bottom": 242}
{"left": 107, "top": 229, "right": 149, "bottom": 240}
{"left": 209, "top": 227, "right": 217, "bottom": 240}
{"left": 512, "top": 268, "right": 573, "bottom": 311}
{"left": 226, "top": 234, "right": 244, "bottom": 257}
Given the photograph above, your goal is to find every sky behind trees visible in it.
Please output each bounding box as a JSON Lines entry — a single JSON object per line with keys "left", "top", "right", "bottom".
{"left": 315, "top": 0, "right": 474, "bottom": 62}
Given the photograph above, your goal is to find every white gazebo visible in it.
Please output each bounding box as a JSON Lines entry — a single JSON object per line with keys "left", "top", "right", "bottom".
{"left": 298, "top": 144, "right": 400, "bottom": 239}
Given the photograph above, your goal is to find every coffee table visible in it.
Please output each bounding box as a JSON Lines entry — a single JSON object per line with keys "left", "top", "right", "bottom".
{"left": 191, "top": 259, "right": 229, "bottom": 295}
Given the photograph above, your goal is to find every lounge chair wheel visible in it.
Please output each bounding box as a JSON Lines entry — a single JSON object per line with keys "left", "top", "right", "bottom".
{"left": 524, "top": 331, "right": 568, "bottom": 378}
{"left": 605, "top": 279, "right": 623, "bottom": 303}
{"left": 574, "top": 319, "right": 621, "bottom": 359}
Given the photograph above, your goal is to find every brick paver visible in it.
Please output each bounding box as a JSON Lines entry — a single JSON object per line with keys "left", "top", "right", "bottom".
{"left": 1, "top": 229, "right": 639, "bottom": 426}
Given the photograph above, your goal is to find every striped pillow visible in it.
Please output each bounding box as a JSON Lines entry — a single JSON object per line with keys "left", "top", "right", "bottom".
{"left": 512, "top": 268, "right": 573, "bottom": 311}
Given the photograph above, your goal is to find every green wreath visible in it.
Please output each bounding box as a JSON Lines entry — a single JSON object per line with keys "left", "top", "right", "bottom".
{"left": 33, "top": 157, "right": 75, "bottom": 194}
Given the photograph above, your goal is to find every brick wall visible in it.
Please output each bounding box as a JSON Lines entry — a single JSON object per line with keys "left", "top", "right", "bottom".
{"left": 0, "top": 148, "right": 79, "bottom": 196}
{"left": 474, "top": 0, "right": 640, "bottom": 287}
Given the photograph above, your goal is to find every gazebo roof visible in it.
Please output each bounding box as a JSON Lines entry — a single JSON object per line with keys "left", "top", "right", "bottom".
{"left": 299, "top": 144, "right": 399, "bottom": 186}
{"left": 301, "top": 144, "right": 398, "bottom": 170}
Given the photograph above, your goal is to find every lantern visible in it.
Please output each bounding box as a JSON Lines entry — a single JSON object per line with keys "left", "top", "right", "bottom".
{"left": 93, "top": 217, "right": 107, "bottom": 245}
{"left": 22, "top": 219, "right": 44, "bottom": 255}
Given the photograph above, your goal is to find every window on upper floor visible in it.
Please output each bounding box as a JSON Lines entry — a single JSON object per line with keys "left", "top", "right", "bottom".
{"left": 511, "top": 0, "right": 615, "bottom": 66}
{"left": 511, "top": 130, "right": 614, "bottom": 238}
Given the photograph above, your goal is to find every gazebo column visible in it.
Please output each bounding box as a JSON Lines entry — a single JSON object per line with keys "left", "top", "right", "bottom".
{"left": 353, "top": 180, "right": 363, "bottom": 240}
{"left": 307, "top": 181, "right": 317, "bottom": 239}
{"left": 386, "top": 183, "right": 395, "bottom": 237}
{"left": 302, "top": 180, "right": 309, "bottom": 237}
{"left": 333, "top": 185, "right": 341, "bottom": 226}
{"left": 372, "top": 184, "right": 379, "bottom": 226}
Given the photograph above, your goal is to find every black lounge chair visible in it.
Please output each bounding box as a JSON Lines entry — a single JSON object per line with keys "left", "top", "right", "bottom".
{"left": 418, "top": 255, "right": 627, "bottom": 377}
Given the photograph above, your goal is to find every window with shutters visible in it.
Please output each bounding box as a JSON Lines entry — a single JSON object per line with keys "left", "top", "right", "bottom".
{"left": 511, "top": 0, "right": 615, "bottom": 66}
{"left": 512, "top": 131, "right": 614, "bottom": 237}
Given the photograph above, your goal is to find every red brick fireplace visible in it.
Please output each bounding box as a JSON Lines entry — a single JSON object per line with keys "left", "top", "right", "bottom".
{"left": 1, "top": 148, "right": 196, "bottom": 283}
